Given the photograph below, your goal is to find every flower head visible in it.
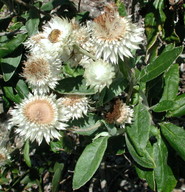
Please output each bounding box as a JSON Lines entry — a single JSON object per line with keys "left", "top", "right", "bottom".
{"left": 22, "top": 54, "right": 62, "bottom": 94}
{"left": 24, "top": 16, "right": 73, "bottom": 58}
{"left": 105, "top": 99, "right": 133, "bottom": 128}
{"left": 83, "top": 60, "right": 115, "bottom": 92}
{"left": 9, "top": 94, "right": 68, "bottom": 145}
{"left": 88, "top": 3, "right": 143, "bottom": 64}
{"left": 59, "top": 95, "right": 89, "bottom": 119}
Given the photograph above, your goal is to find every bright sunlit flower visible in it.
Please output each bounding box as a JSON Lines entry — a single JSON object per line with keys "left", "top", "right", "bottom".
{"left": 105, "top": 99, "right": 133, "bottom": 128}
{"left": 88, "top": 3, "right": 143, "bottom": 64}
{"left": 24, "top": 16, "right": 73, "bottom": 57}
{"left": 22, "top": 54, "right": 62, "bottom": 94}
{"left": 59, "top": 95, "right": 89, "bottom": 119}
{"left": 83, "top": 60, "right": 115, "bottom": 92}
{"left": 9, "top": 94, "right": 68, "bottom": 145}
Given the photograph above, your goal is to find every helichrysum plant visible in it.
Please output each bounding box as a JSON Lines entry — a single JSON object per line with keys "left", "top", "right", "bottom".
{"left": 0, "top": 0, "right": 185, "bottom": 191}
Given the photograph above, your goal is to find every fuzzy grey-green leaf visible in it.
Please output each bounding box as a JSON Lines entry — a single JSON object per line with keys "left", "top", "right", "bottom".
{"left": 160, "top": 122, "right": 185, "bottom": 161}
{"left": 140, "top": 46, "right": 183, "bottom": 82}
{"left": 72, "top": 136, "right": 108, "bottom": 190}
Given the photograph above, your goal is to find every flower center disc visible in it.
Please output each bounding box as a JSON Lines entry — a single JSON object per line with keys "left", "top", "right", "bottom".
{"left": 23, "top": 58, "right": 50, "bottom": 81}
{"left": 48, "top": 29, "right": 62, "bottom": 43}
{"left": 24, "top": 100, "right": 55, "bottom": 124}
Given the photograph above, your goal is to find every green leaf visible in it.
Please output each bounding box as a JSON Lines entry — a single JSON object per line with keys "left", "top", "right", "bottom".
{"left": 135, "top": 166, "right": 155, "bottom": 191}
{"left": 23, "top": 140, "right": 31, "bottom": 167}
{"left": 1, "top": 54, "right": 22, "bottom": 82}
{"left": 152, "top": 100, "right": 175, "bottom": 112}
{"left": 126, "top": 103, "right": 151, "bottom": 155}
{"left": 102, "top": 77, "right": 128, "bottom": 104}
{"left": 69, "top": 114, "right": 102, "bottom": 136}
{"left": 167, "top": 94, "right": 185, "bottom": 117}
{"left": 160, "top": 64, "right": 179, "bottom": 101}
{"left": 3, "top": 86, "right": 21, "bottom": 103}
{"left": 72, "top": 136, "right": 109, "bottom": 190}
{"left": 160, "top": 122, "right": 185, "bottom": 161}
{"left": 26, "top": 7, "right": 40, "bottom": 36}
{"left": 50, "top": 133, "right": 74, "bottom": 153}
{"left": 140, "top": 46, "right": 183, "bottom": 82}
{"left": 15, "top": 79, "right": 29, "bottom": 99}
{"left": 63, "top": 64, "right": 84, "bottom": 77}
{"left": 144, "top": 12, "right": 158, "bottom": 50}
{"left": 153, "top": 135, "right": 177, "bottom": 192}
{"left": 0, "top": 33, "right": 27, "bottom": 58}
{"left": 52, "top": 162, "right": 64, "bottom": 192}
{"left": 125, "top": 134, "right": 155, "bottom": 168}
{"left": 55, "top": 76, "right": 96, "bottom": 95}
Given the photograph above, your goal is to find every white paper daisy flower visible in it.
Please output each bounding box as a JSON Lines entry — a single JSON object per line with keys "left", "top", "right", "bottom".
{"left": 58, "top": 95, "right": 89, "bottom": 119}
{"left": 24, "top": 16, "right": 73, "bottom": 58}
{"left": 9, "top": 94, "right": 69, "bottom": 145}
{"left": 105, "top": 99, "right": 133, "bottom": 128}
{"left": 22, "top": 54, "right": 62, "bottom": 94}
{"left": 88, "top": 3, "right": 144, "bottom": 64}
{"left": 83, "top": 60, "right": 115, "bottom": 92}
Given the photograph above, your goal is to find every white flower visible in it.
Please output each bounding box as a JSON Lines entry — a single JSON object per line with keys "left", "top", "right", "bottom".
{"left": 105, "top": 99, "right": 133, "bottom": 128}
{"left": 83, "top": 60, "right": 115, "bottom": 92}
{"left": 22, "top": 54, "right": 62, "bottom": 94}
{"left": 58, "top": 95, "right": 89, "bottom": 119}
{"left": 24, "top": 16, "right": 73, "bottom": 58}
{"left": 9, "top": 94, "right": 68, "bottom": 145}
{"left": 88, "top": 3, "right": 143, "bottom": 64}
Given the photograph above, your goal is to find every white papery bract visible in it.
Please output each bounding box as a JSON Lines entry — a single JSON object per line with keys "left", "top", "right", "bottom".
{"left": 9, "top": 94, "right": 68, "bottom": 145}
{"left": 22, "top": 54, "right": 62, "bottom": 94}
{"left": 105, "top": 99, "right": 134, "bottom": 128}
{"left": 83, "top": 60, "right": 115, "bottom": 92}
{"left": 88, "top": 3, "right": 143, "bottom": 64}
{"left": 24, "top": 16, "right": 73, "bottom": 58}
{"left": 59, "top": 95, "right": 89, "bottom": 119}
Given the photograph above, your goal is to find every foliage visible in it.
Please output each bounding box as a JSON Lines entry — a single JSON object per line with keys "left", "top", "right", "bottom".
{"left": 0, "top": 0, "right": 185, "bottom": 191}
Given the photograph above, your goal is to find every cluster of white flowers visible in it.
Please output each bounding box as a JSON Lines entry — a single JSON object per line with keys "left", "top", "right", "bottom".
{"left": 10, "top": 3, "right": 142, "bottom": 145}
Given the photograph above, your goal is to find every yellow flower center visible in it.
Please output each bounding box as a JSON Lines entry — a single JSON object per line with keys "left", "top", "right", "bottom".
{"left": 48, "top": 29, "right": 62, "bottom": 43}
{"left": 24, "top": 99, "right": 55, "bottom": 124}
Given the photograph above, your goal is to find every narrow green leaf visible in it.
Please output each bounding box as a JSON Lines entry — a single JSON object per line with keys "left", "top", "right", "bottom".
{"left": 26, "top": 7, "right": 40, "bottom": 36}
{"left": 153, "top": 135, "right": 177, "bottom": 192}
{"left": 140, "top": 46, "right": 183, "bottom": 82}
{"left": 152, "top": 100, "right": 175, "bottom": 112}
{"left": 3, "top": 86, "right": 21, "bottom": 103}
{"left": 55, "top": 76, "right": 96, "bottom": 95}
{"left": 160, "top": 122, "right": 185, "bottom": 161}
{"left": 52, "top": 162, "right": 64, "bottom": 192}
{"left": 102, "top": 77, "right": 127, "bottom": 104}
{"left": 125, "top": 134, "right": 155, "bottom": 168}
{"left": 0, "top": 33, "right": 27, "bottom": 58}
{"left": 161, "top": 64, "right": 179, "bottom": 101}
{"left": 72, "top": 137, "right": 108, "bottom": 190}
{"left": 1, "top": 54, "right": 22, "bottom": 82}
{"left": 16, "top": 79, "right": 29, "bottom": 99}
{"left": 167, "top": 94, "right": 185, "bottom": 117}
{"left": 126, "top": 103, "right": 151, "bottom": 155}
{"left": 23, "top": 140, "right": 31, "bottom": 167}
{"left": 144, "top": 12, "right": 158, "bottom": 50}
{"left": 135, "top": 166, "right": 155, "bottom": 191}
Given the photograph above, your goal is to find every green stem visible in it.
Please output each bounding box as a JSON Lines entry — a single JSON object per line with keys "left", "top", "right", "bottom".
{"left": 73, "top": 44, "right": 97, "bottom": 61}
